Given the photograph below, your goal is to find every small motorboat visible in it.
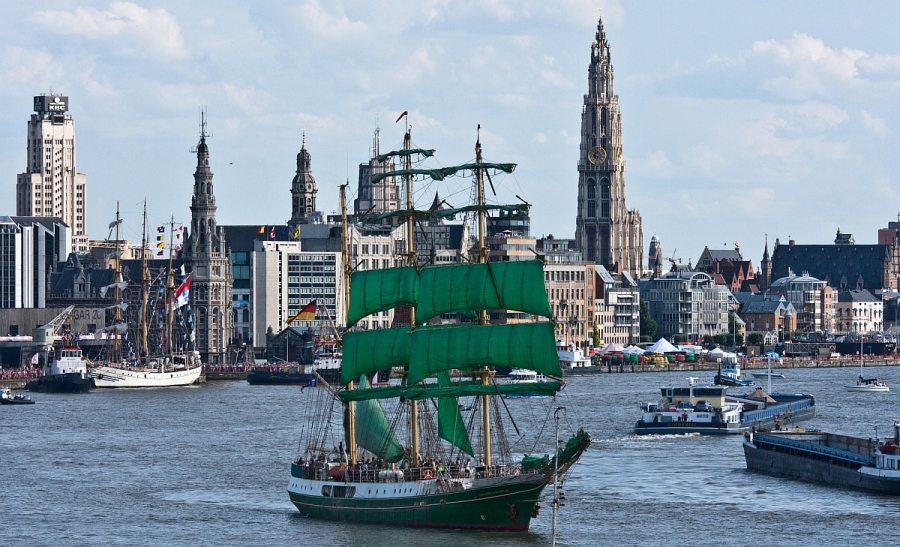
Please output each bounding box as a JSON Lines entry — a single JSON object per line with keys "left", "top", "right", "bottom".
{"left": 751, "top": 371, "right": 786, "bottom": 380}
{"left": 0, "top": 388, "right": 35, "bottom": 405}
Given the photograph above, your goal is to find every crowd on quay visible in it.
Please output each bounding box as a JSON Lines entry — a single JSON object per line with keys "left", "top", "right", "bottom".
{"left": 0, "top": 368, "right": 42, "bottom": 380}
{"left": 202, "top": 364, "right": 253, "bottom": 373}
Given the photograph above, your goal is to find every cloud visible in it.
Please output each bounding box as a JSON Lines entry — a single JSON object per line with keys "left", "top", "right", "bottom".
{"left": 0, "top": 47, "right": 59, "bottom": 94}
{"left": 223, "top": 84, "right": 267, "bottom": 116}
{"left": 296, "top": 0, "right": 366, "bottom": 38}
{"left": 861, "top": 110, "right": 889, "bottom": 136}
{"left": 34, "top": 2, "right": 188, "bottom": 59}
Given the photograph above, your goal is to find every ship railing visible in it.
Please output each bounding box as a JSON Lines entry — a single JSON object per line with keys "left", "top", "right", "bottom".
{"left": 294, "top": 460, "right": 531, "bottom": 483}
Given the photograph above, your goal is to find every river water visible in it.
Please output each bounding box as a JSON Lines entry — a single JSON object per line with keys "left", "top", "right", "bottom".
{"left": 3, "top": 365, "right": 899, "bottom": 546}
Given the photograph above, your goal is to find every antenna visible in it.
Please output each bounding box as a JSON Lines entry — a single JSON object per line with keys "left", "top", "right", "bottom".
{"left": 190, "top": 107, "right": 210, "bottom": 153}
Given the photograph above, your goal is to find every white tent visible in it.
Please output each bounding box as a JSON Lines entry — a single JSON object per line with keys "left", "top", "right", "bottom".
{"left": 623, "top": 346, "right": 645, "bottom": 355}
{"left": 600, "top": 342, "right": 624, "bottom": 354}
{"left": 646, "top": 338, "right": 678, "bottom": 353}
{"left": 708, "top": 347, "right": 725, "bottom": 358}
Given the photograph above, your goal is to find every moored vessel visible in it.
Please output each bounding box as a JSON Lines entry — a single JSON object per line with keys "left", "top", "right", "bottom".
{"left": 743, "top": 423, "right": 900, "bottom": 494}
{"left": 25, "top": 347, "right": 95, "bottom": 394}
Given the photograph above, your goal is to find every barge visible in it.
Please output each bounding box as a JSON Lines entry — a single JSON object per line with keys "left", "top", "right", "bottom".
{"left": 635, "top": 383, "right": 815, "bottom": 435}
{"left": 743, "top": 424, "right": 900, "bottom": 494}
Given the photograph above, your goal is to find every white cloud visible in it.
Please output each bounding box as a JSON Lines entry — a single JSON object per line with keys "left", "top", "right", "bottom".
{"left": 296, "top": 0, "right": 366, "bottom": 39}
{"left": 861, "top": 110, "right": 889, "bottom": 136}
{"left": 223, "top": 84, "right": 266, "bottom": 116}
{"left": 34, "top": 2, "right": 188, "bottom": 59}
{"left": 0, "top": 47, "right": 59, "bottom": 94}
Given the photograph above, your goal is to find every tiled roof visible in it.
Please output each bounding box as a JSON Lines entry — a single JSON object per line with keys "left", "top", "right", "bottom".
{"left": 771, "top": 243, "right": 890, "bottom": 289}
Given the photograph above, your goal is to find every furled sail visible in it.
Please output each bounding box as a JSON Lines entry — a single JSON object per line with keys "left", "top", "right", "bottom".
{"left": 431, "top": 203, "right": 529, "bottom": 221}
{"left": 416, "top": 261, "right": 553, "bottom": 325}
{"left": 346, "top": 267, "right": 419, "bottom": 328}
{"left": 436, "top": 372, "right": 474, "bottom": 457}
{"left": 340, "top": 328, "right": 410, "bottom": 386}
{"left": 337, "top": 379, "right": 563, "bottom": 402}
{"left": 353, "top": 375, "right": 404, "bottom": 463}
{"left": 375, "top": 148, "right": 435, "bottom": 162}
{"left": 370, "top": 162, "right": 516, "bottom": 184}
{"left": 408, "top": 322, "right": 562, "bottom": 384}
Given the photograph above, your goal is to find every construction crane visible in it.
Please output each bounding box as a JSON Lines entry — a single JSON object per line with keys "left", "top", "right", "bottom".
{"left": 32, "top": 305, "right": 76, "bottom": 348}
{"left": 661, "top": 248, "right": 679, "bottom": 271}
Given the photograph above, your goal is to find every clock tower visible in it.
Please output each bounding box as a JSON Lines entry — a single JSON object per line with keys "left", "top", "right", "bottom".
{"left": 575, "top": 15, "right": 643, "bottom": 277}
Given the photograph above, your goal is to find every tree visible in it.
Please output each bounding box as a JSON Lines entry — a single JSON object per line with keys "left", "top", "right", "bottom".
{"left": 672, "top": 334, "right": 687, "bottom": 344}
{"left": 593, "top": 319, "right": 602, "bottom": 347}
{"left": 639, "top": 298, "right": 656, "bottom": 340}
{"left": 747, "top": 332, "right": 765, "bottom": 345}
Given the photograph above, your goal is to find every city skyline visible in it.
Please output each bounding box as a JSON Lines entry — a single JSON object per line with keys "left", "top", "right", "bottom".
{"left": 2, "top": 1, "right": 900, "bottom": 267}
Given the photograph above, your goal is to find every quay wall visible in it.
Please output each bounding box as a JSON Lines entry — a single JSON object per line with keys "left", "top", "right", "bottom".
{"left": 597, "top": 357, "right": 899, "bottom": 374}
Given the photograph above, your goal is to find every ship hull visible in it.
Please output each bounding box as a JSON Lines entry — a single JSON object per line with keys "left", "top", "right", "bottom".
{"left": 743, "top": 439, "right": 900, "bottom": 494}
{"left": 25, "top": 373, "right": 94, "bottom": 393}
{"left": 247, "top": 369, "right": 338, "bottom": 385}
{"left": 287, "top": 472, "right": 546, "bottom": 530}
{"left": 91, "top": 365, "right": 202, "bottom": 388}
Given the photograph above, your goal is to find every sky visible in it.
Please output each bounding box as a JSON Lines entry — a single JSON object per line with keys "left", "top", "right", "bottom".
{"left": 3, "top": 1, "right": 900, "bottom": 268}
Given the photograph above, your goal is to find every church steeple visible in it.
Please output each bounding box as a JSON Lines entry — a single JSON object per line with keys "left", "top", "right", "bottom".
{"left": 575, "top": 14, "right": 643, "bottom": 277}
{"left": 289, "top": 130, "right": 317, "bottom": 228}
{"left": 760, "top": 236, "right": 772, "bottom": 291}
{"left": 187, "top": 112, "right": 219, "bottom": 257}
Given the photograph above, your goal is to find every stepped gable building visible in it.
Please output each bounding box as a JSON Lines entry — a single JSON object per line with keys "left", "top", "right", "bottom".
{"left": 695, "top": 244, "right": 757, "bottom": 293}
{"left": 16, "top": 94, "right": 88, "bottom": 252}
{"left": 770, "top": 224, "right": 900, "bottom": 291}
{"left": 288, "top": 133, "right": 318, "bottom": 229}
{"left": 575, "top": 15, "right": 643, "bottom": 278}
{"left": 182, "top": 118, "right": 233, "bottom": 364}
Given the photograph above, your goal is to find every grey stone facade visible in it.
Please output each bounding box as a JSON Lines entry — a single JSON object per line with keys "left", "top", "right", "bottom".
{"left": 183, "top": 121, "right": 233, "bottom": 364}
{"left": 575, "top": 16, "right": 643, "bottom": 278}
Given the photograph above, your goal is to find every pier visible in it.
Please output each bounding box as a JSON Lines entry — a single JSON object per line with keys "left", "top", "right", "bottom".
{"left": 594, "top": 356, "right": 900, "bottom": 373}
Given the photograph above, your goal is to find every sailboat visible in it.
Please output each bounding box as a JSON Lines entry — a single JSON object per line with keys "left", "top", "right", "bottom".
{"left": 286, "top": 127, "right": 591, "bottom": 530}
{"left": 91, "top": 203, "right": 202, "bottom": 388}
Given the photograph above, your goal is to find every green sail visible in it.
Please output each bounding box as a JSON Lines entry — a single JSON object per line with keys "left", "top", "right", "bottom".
{"left": 408, "top": 322, "right": 562, "bottom": 384}
{"left": 437, "top": 372, "right": 474, "bottom": 457}
{"left": 346, "top": 267, "right": 419, "bottom": 328}
{"left": 416, "top": 261, "right": 553, "bottom": 325}
{"left": 337, "top": 380, "right": 563, "bottom": 402}
{"left": 370, "top": 162, "right": 516, "bottom": 184}
{"left": 340, "top": 328, "right": 410, "bottom": 386}
{"left": 375, "top": 148, "right": 435, "bottom": 162}
{"left": 354, "top": 375, "right": 405, "bottom": 463}
{"left": 431, "top": 203, "right": 529, "bottom": 221}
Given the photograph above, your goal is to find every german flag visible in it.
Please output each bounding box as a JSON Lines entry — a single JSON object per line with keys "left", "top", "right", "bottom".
{"left": 287, "top": 300, "right": 316, "bottom": 323}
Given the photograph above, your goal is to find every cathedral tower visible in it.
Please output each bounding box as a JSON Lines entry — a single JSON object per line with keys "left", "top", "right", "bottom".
{"left": 575, "top": 16, "right": 643, "bottom": 277}
{"left": 289, "top": 132, "right": 317, "bottom": 228}
{"left": 183, "top": 113, "right": 233, "bottom": 364}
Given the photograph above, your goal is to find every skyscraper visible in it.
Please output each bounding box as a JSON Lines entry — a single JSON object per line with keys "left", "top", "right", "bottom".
{"left": 574, "top": 16, "right": 643, "bottom": 277}
{"left": 182, "top": 115, "right": 233, "bottom": 365}
{"left": 354, "top": 127, "right": 399, "bottom": 221}
{"left": 16, "top": 94, "right": 88, "bottom": 251}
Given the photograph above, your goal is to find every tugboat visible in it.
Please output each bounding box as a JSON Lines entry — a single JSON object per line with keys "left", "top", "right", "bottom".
{"left": 25, "top": 347, "right": 95, "bottom": 393}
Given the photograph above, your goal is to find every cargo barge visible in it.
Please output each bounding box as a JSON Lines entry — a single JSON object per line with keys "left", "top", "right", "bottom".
{"left": 743, "top": 424, "right": 900, "bottom": 494}
{"left": 635, "top": 383, "right": 815, "bottom": 435}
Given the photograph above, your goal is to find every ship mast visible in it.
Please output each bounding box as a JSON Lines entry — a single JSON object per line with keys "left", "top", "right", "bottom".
{"left": 139, "top": 199, "right": 149, "bottom": 364}
{"left": 165, "top": 215, "right": 175, "bottom": 356}
{"left": 340, "top": 182, "right": 357, "bottom": 465}
{"left": 475, "top": 126, "right": 492, "bottom": 468}
{"left": 404, "top": 126, "right": 421, "bottom": 468}
{"left": 112, "top": 201, "right": 121, "bottom": 362}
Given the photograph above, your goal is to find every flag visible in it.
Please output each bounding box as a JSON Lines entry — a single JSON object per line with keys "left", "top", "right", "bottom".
{"left": 292, "top": 226, "right": 300, "bottom": 240}
{"left": 156, "top": 242, "right": 164, "bottom": 249}
{"left": 287, "top": 300, "right": 316, "bottom": 323}
{"left": 108, "top": 219, "right": 122, "bottom": 229}
{"left": 269, "top": 226, "right": 275, "bottom": 239}
{"left": 300, "top": 376, "right": 317, "bottom": 392}
{"left": 258, "top": 225, "right": 266, "bottom": 234}
{"left": 157, "top": 226, "right": 165, "bottom": 233}
{"left": 175, "top": 275, "right": 192, "bottom": 309}
{"left": 395, "top": 110, "right": 408, "bottom": 123}
{"left": 157, "top": 235, "right": 164, "bottom": 241}
{"left": 281, "top": 226, "right": 290, "bottom": 237}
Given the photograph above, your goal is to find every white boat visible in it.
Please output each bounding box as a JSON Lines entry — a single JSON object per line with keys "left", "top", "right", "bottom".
{"left": 751, "top": 371, "right": 786, "bottom": 379}
{"left": 846, "top": 356, "right": 889, "bottom": 393}
{"left": 557, "top": 341, "right": 599, "bottom": 375}
{"left": 507, "top": 369, "right": 545, "bottom": 383}
{"left": 92, "top": 352, "right": 202, "bottom": 388}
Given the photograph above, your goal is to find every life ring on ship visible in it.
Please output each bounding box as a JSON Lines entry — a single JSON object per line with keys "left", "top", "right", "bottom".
{"left": 422, "top": 469, "right": 434, "bottom": 479}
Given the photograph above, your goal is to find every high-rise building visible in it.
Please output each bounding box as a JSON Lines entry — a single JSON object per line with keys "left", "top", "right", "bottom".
{"left": 16, "top": 94, "right": 88, "bottom": 251}
{"left": 354, "top": 128, "right": 399, "bottom": 221}
{"left": 574, "top": 16, "right": 643, "bottom": 277}
{"left": 182, "top": 117, "right": 233, "bottom": 364}
{"left": 288, "top": 134, "right": 318, "bottom": 229}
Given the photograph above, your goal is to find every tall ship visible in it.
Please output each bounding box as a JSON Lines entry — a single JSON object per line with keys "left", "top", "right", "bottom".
{"left": 744, "top": 424, "right": 900, "bottom": 494}
{"left": 287, "top": 126, "right": 591, "bottom": 530}
{"left": 90, "top": 203, "right": 202, "bottom": 388}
